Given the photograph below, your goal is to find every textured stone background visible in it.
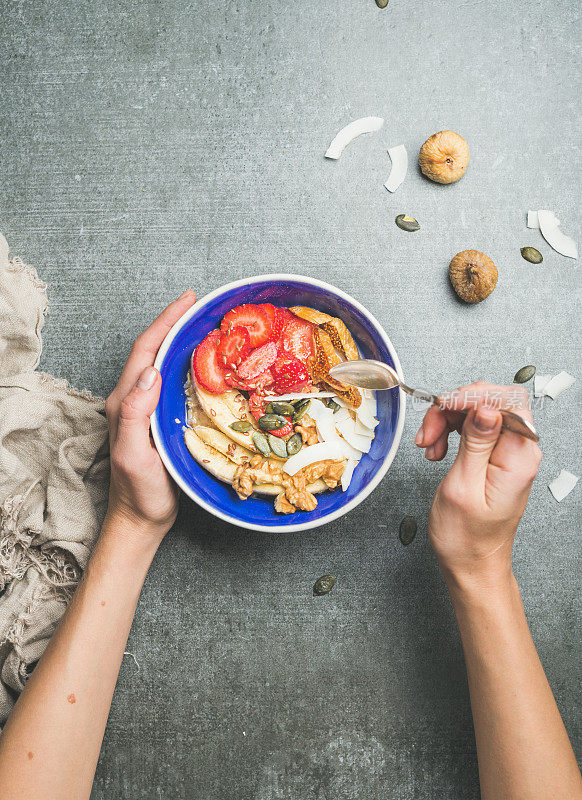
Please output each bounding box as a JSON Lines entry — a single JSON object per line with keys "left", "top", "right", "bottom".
{"left": 1, "top": 1, "right": 580, "bottom": 797}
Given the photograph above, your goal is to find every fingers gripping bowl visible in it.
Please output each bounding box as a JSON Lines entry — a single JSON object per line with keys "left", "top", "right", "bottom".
{"left": 152, "top": 276, "right": 405, "bottom": 533}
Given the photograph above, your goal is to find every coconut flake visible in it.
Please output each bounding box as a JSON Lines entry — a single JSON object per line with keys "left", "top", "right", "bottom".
{"left": 262, "top": 391, "right": 336, "bottom": 401}
{"left": 383, "top": 144, "right": 408, "bottom": 193}
{"left": 325, "top": 116, "right": 384, "bottom": 160}
{"left": 355, "top": 419, "right": 375, "bottom": 438}
{"left": 534, "top": 374, "right": 553, "bottom": 398}
{"left": 336, "top": 417, "right": 372, "bottom": 454}
{"left": 341, "top": 459, "right": 357, "bottom": 492}
{"left": 548, "top": 470, "right": 579, "bottom": 502}
{"left": 538, "top": 210, "right": 578, "bottom": 259}
{"left": 283, "top": 441, "right": 345, "bottom": 476}
{"left": 307, "top": 399, "right": 339, "bottom": 443}
{"left": 363, "top": 389, "right": 377, "bottom": 417}
{"left": 527, "top": 209, "right": 560, "bottom": 229}
{"left": 542, "top": 371, "right": 576, "bottom": 399}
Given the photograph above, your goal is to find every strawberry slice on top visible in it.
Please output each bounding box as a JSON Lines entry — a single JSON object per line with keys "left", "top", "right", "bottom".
{"left": 237, "top": 341, "right": 278, "bottom": 380}
{"left": 217, "top": 325, "right": 250, "bottom": 370}
{"left": 280, "top": 318, "right": 315, "bottom": 363}
{"left": 271, "top": 354, "right": 310, "bottom": 393}
{"left": 192, "top": 329, "right": 230, "bottom": 394}
{"left": 272, "top": 307, "right": 297, "bottom": 341}
{"left": 221, "top": 304, "right": 273, "bottom": 349}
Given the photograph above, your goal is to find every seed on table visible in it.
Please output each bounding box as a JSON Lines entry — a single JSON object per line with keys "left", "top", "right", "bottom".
{"left": 313, "top": 574, "right": 336, "bottom": 596}
{"left": 520, "top": 247, "right": 543, "bottom": 264}
{"left": 395, "top": 214, "right": 420, "bottom": 232}
{"left": 513, "top": 365, "right": 536, "bottom": 384}
{"left": 399, "top": 516, "right": 417, "bottom": 545}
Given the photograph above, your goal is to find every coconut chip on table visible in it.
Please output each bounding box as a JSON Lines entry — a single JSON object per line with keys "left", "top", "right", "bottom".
{"left": 384, "top": 145, "right": 408, "bottom": 193}
{"left": 540, "top": 371, "right": 576, "bottom": 399}
{"left": 548, "top": 470, "right": 579, "bottom": 502}
{"left": 526, "top": 209, "right": 578, "bottom": 259}
{"left": 325, "top": 116, "right": 384, "bottom": 160}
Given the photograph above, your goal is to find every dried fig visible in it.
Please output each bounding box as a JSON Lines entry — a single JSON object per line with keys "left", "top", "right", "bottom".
{"left": 419, "top": 131, "right": 469, "bottom": 184}
{"left": 449, "top": 250, "right": 498, "bottom": 303}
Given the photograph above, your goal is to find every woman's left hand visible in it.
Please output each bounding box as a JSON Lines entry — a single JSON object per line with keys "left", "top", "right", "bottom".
{"left": 104, "top": 290, "right": 197, "bottom": 543}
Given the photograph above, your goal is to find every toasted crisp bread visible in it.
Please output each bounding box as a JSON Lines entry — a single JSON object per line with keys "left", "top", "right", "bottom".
{"left": 290, "top": 306, "right": 359, "bottom": 361}
{"left": 311, "top": 328, "right": 361, "bottom": 409}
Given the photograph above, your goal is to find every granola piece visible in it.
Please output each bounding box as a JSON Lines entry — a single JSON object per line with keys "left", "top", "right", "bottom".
{"left": 285, "top": 484, "right": 318, "bottom": 512}
{"left": 294, "top": 414, "right": 318, "bottom": 446}
{"left": 274, "top": 492, "right": 296, "bottom": 514}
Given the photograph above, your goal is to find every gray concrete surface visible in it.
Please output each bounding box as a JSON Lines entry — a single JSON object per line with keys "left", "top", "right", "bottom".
{"left": 1, "top": 1, "right": 580, "bottom": 797}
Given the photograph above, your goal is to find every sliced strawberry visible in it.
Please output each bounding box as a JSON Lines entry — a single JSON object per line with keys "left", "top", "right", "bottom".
{"left": 280, "top": 318, "right": 315, "bottom": 363}
{"left": 192, "top": 329, "right": 229, "bottom": 394}
{"left": 272, "top": 308, "right": 297, "bottom": 340}
{"left": 250, "top": 368, "right": 275, "bottom": 391}
{"left": 258, "top": 303, "right": 277, "bottom": 328}
{"left": 225, "top": 367, "right": 274, "bottom": 393}
{"left": 269, "top": 417, "right": 293, "bottom": 438}
{"left": 271, "top": 355, "right": 310, "bottom": 393}
{"left": 221, "top": 304, "right": 273, "bottom": 348}
{"left": 237, "top": 341, "right": 278, "bottom": 380}
{"left": 224, "top": 370, "right": 249, "bottom": 391}
{"left": 217, "top": 325, "right": 250, "bottom": 370}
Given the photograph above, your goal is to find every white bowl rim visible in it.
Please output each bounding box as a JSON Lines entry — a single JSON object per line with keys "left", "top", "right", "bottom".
{"left": 151, "top": 274, "right": 406, "bottom": 533}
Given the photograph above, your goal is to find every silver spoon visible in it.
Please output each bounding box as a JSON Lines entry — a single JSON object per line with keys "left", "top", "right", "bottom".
{"left": 329, "top": 359, "right": 539, "bottom": 442}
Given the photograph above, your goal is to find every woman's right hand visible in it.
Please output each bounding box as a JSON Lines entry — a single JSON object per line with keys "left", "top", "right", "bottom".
{"left": 415, "top": 382, "right": 542, "bottom": 588}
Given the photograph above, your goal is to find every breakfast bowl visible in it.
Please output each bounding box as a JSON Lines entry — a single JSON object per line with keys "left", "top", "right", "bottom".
{"left": 151, "top": 275, "right": 405, "bottom": 533}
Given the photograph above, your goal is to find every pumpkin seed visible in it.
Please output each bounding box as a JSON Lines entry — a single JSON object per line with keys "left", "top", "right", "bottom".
{"left": 268, "top": 434, "right": 288, "bottom": 459}
{"left": 286, "top": 433, "right": 303, "bottom": 456}
{"left": 258, "top": 413, "right": 287, "bottom": 431}
{"left": 375, "top": 0, "right": 389, "bottom": 7}
{"left": 252, "top": 431, "right": 271, "bottom": 456}
{"left": 395, "top": 214, "right": 420, "bottom": 232}
{"left": 520, "top": 246, "right": 543, "bottom": 264}
{"left": 513, "top": 365, "right": 536, "bottom": 384}
{"left": 292, "top": 399, "right": 311, "bottom": 422}
{"left": 399, "top": 515, "right": 417, "bottom": 545}
{"left": 313, "top": 574, "right": 336, "bottom": 596}
{"left": 328, "top": 400, "right": 341, "bottom": 413}
{"left": 269, "top": 401, "right": 296, "bottom": 416}
{"left": 264, "top": 402, "right": 274, "bottom": 414}
{"left": 229, "top": 420, "right": 251, "bottom": 433}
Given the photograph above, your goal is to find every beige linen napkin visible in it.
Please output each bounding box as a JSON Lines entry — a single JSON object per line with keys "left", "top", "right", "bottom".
{"left": 0, "top": 234, "right": 109, "bottom": 723}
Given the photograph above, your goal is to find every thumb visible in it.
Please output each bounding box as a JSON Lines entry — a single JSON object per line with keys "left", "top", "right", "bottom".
{"left": 454, "top": 403, "right": 502, "bottom": 480}
{"left": 116, "top": 366, "right": 161, "bottom": 447}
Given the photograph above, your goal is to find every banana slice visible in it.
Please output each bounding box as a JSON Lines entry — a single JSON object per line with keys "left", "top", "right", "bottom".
{"left": 183, "top": 428, "right": 238, "bottom": 483}
{"left": 254, "top": 480, "right": 328, "bottom": 496}
{"left": 194, "top": 426, "right": 253, "bottom": 466}
{"left": 195, "top": 383, "right": 258, "bottom": 451}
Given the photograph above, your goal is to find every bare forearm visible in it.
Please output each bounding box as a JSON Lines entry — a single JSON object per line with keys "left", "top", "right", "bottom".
{"left": 448, "top": 573, "right": 582, "bottom": 800}
{"left": 0, "top": 515, "right": 158, "bottom": 800}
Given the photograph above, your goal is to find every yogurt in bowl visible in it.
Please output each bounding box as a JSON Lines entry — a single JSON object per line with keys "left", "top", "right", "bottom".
{"left": 151, "top": 275, "right": 405, "bottom": 533}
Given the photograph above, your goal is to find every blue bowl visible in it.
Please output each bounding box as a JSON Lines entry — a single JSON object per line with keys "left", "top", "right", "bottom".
{"left": 152, "top": 276, "right": 405, "bottom": 532}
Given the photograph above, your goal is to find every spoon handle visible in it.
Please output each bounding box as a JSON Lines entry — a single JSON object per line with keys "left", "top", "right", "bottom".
{"left": 433, "top": 399, "right": 539, "bottom": 442}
